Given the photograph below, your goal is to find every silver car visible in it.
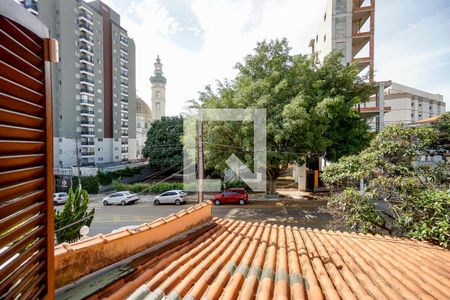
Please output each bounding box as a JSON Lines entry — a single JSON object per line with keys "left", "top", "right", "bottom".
{"left": 153, "top": 190, "right": 186, "bottom": 206}
{"left": 102, "top": 191, "right": 139, "bottom": 206}
{"left": 53, "top": 192, "right": 68, "bottom": 205}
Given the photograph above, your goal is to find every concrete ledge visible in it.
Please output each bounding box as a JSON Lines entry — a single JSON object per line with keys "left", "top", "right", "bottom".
{"left": 54, "top": 201, "right": 212, "bottom": 287}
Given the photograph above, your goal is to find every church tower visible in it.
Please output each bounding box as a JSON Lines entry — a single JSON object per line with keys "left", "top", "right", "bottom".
{"left": 150, "top": 55, "right": 167, "bottom": 121}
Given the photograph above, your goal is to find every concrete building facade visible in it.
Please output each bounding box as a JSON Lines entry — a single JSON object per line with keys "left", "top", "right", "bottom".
{"left": 17, "top": 0, "right": 136, "bottom": 168}
{"left": 309, "top": 0, "right": 375, "bottom": 81}
{"left": 135, "top": 97, "right": 152, "bottom": 159}
{"left": 150, "top": 55, "right": 166, "bottom": 121}
{"left": 364, "top": 82, "right": 446, "bottom": 128}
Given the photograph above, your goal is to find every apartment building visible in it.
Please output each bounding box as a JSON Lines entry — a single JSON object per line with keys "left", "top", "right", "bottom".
{"left": 309, "top": 0, "right": 375, "bottom": 81}
{"left": 16, "top": 0, "right": 136, "bottom": 169}
{"left": 364, "top": 82, "right": 446, "bottom": 128}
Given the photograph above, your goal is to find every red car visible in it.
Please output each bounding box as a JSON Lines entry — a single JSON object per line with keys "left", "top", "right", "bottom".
{"left": 211, "top": 188, "right": 249, "bottom": 205}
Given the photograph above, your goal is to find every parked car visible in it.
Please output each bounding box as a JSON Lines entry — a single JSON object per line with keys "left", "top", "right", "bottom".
{"left": 211, "top": 188, "right": 248, "bottom": 205}
{"left": 154, "top": 190, "right": 186, "bottom": 206}
{"left": 53, "top": 192, "right": 68, "bottom": 205}
{"left": 102, "top": 191, "right": 139, "bottom": 206}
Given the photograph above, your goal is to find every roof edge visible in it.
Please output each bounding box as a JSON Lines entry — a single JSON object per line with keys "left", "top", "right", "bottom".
{"left": 54, "top": 201, "right": 213, "bottom": 288}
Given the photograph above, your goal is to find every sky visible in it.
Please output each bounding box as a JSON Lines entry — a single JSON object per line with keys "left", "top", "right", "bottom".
{"left": 97, "top": 0, "right": 450, "bottom": 115}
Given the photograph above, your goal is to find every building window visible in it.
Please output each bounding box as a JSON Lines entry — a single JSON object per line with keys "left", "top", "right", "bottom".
{"left": 324, "top": 13, "right": 326, "bottom": 21}
{"left": 137, "top": 122, "right": 141, "bottom": 128}
{"left": 145, "top": 123, "right": 148, "bottom": 129}
{"left": 419, "top": 103, "right": 422, "bottom": 107}
{"left": 98, "top": 138, "right": 103, "bottom": 142}
{"left": 411, "top": 113, "right": 414, "bottom": 118}
{"left": 324, "top": 34, "right": 326, "bottom": 42}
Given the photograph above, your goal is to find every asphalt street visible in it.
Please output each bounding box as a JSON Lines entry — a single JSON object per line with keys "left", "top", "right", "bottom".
{"left": 55, "top": 195, "right": 332, "bottom": 236}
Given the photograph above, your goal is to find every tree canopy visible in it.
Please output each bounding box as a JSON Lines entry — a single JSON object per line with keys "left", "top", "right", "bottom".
{"left": 143, "top": 116, "right": 183, "bottom": 169}
{"left": 193, "top": 38, "right": 375, "bottom": 192}
{"left": 322, "top": 123, "right": 449, "bottom": 248}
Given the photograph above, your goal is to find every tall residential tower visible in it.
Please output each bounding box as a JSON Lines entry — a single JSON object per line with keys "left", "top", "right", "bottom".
{"left": 16, "top": 0, "right": 136, "bottom": 168}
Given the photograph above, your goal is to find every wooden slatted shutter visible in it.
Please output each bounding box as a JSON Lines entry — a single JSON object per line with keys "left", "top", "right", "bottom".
{"left": 0, "top": 2, "right": 57, "bottom": 299}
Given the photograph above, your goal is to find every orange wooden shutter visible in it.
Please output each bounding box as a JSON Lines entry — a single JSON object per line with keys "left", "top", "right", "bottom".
{"left": 0, "top": 2, "right": 56, "bottom": 299}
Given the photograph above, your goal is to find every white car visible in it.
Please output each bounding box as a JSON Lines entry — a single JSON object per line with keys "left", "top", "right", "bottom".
{"left": 154, "top": 190, "right": 186, "bottom": 206}
{"left": 102, "top": 191, "right": 139, "bottom": 206}
{"left": 53, "top": 192, "right": 68, "bottom": 205}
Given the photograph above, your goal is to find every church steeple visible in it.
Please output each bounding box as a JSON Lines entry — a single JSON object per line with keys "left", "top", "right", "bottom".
{"left": 150, "top": 55, "right": 166, "bottom": 121}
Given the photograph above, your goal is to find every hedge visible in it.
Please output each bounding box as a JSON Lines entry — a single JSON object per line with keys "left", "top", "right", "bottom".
{"left": 97, "top": 167, "right": 142, "bottom": 186}
{"left": 112, "top": 180, "right": 184, "bottom": 194}
{"left": 71, "top": 176, "right": 99, "bottom": 194}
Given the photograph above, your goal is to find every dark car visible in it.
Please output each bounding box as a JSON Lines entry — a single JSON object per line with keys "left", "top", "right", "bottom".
{"left": 211, "top": 188, "right": 249, "bottom": 205}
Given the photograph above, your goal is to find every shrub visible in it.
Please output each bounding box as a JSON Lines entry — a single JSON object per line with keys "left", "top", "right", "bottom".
{"left": 97, "top": 170, "right": 113, "bottom": 186}
{"left": 223, "top": 179, "right": 250, "bottom": 190}
{"left": 71, "top": 176, "right": 99, "bottom": 194}
{"left": 323, "top": 125, "right": 450, "bottom": 248}
{"left": 54, "top": 188, "right": 95, "bottom": 244}
{"left": 112, "top": 180, "right": 184, "bottom": 194}
{"left": 97, "top": 167, "right": 142, "bottom": 186}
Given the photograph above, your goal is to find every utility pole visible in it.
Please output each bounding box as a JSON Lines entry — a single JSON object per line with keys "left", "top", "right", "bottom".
{"left": 75, "top": 138, "right": 82, "bottom": 189}
{"left": 198, "top": 111, "right": 204, "bottom": 203}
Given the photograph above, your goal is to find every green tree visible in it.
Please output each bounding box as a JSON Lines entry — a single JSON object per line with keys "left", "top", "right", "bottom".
{"left": 71, "top": 176, "right": 99, "bottom": 194}
{"left": 322, "top": 125, "right": 450, "bottom": 248}
{"left": 54, "top": 188, "right": 95, "bottom": 244}
{"left": 194, "top": 39, "right": 374, "bottom": 192}
{"left": 142, "top": 116, "right": 183, "bottom": 169}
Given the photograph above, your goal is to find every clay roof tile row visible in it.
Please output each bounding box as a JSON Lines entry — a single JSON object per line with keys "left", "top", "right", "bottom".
{"left": 95, "top": 219, "right": 450, "bottom": 300}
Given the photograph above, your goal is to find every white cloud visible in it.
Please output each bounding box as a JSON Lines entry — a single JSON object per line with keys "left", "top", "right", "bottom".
{"left": 103, "top": 0, "right": 327, "bottom": 115}
{"left": 102, "top": 0, "right": 449, "bottom": 115}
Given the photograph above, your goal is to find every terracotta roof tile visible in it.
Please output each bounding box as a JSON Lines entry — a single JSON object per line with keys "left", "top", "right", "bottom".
{"left": 92, "top": 219, "right": 450, "bottom": 300}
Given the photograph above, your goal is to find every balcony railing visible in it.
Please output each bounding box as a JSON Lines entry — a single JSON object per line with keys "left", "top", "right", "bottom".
{"left": 120, "top": 46, "right": 128, "bottom": 53}
{"left": 81, "top": 120, "right": 95, "bottom": 125}
{"left": 120, "top": 53, "right": 127, "bottom": 61}
{"left": 81, "top": 151, "right": 95, "bottom": 156}
{"left": 120, "top": 97, "right": 128, "bottom": 103}
{"left": 121, "top": 140, "right": 128, "bottom": 145}
{"left": 80, "top": 88, "right": 94, "bottom": 94}
{"left": 24, "top": 1, "right": 38, "bottom": 12}
{"left": 121, "top": 123, "right": 128, "bottom": 128}
{"left": 79, "top": 44, "right": 94, "bottom": 54}
{"left": 80, "top": 109, "right": 95, "bottom": 115}
{"left": 122, "top": 115, "right": 128, "bottom": 120}
{"left": 79, "top": 11, "right": 93, "bottom": 22}
{"left": 81, "top": 141, "right": 95, "bottom": 145}
{"left": 121, "top": 132, "right": 128, "bottom": 136}
{"left": 120, "top": 72, "right": 128, "bottom": 78}
{"left": 80, "top": 77, "right": 94, "bottom": 84}
{"left": 120, "top": 64, "right": 128, "bottom": 70}
{"left": 80, "top": 33, "right": 93, "bottom": 43}
{"left": 120, "top": 81, "right": 128, "bottom": 87}
{"left": 79, "top": 22, "right": 93, "bottom": 33}
{"left": 80, "top": 55, "right": 94, "bottom": 63}
{"left": 80, "top": 98, "right": 94, "bottom": 105}
{"left": 121, "top": 149, "right": 128, "bottom": 153}
{"left": 80, "top": 65, "right": 94, "bottom": 74}
{"left": 121, "top": 107, "right": 128, "bottom": 112}
{"left": 81, "top": 130, "right": 95, "bottom": 135}
{"left": 120, "top": 36, "right": 128, "bottom": 44}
